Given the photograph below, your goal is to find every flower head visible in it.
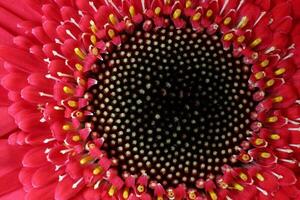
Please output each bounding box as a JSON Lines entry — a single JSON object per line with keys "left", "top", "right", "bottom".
{"left": 0, "top": 0, "right": 300, "bottom": 199}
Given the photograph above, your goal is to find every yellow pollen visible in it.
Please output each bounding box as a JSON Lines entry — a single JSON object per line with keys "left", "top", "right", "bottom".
{"left": 266, "top": 79, "right": 275, "bottom": 87}
{"left": 223, "top": 33, "right": 234, "bottom": 41}
{"left": 137, "top": 185, "right": 144, "bottom": 193}
{"left": 185, "top": 0, "right": 192, "bottom": 8}
{"left": 166, "top": 0, "right": 171, "bottom": 4}
{"left": 267, "top": 116, "right": 278, "bottom": 123}
{"left": 275, "top": 68, "right": 286, "bottom": 76}
{"left": 192, "top": 12, "right": 201, "bottom": 21}
{"left": 67, "top": 100, "right": 77, "bottom": 108}
{"left": 62, "top": 124, "right": 72, "bottom": 131}
{"left": 108, "top": 29, "right": 115, "bottom": 39}
{"left": 90, "top": 35, "right": 97, "bottom": 45}
{"left": 261, "top": 152, "right": 271, "bottom": 159}
{"left": 154, "top": 7, "right": 161, "bottom": 15}
{"left": 206, "top": 9, "right": 213, "bottom": 18}
{"left": 250, "top": 38, "right": 262, "bottom": 48}
{"left": 129, "top": 6, "right": 135, "bottom": 17}
{"left": 255, "top": 138, "right": 264, "bottom": 146}
{"left": 90, "top": 20, "right": 97, "bottom": 34}
{"left": 270, "top": 134, "right": 280, "bottom": 140}
{"left": 273, "top": 96, "right": 283, "bottom": 103}
{"left": 256, "top": 173, "right": 265, "bottom": 181}
{"left": 74, "top": 47, "right": 86, "bottom": 59}
{"left": 109, "top": 14, "right": 118, "bottom": 25}
{"left": 239, "top": 173, "right": 248, "bottom": 181}
{"left": 173, "top": 9, "right": 182, "bottom": 19}
{"left": 75, "top": 63, "right": 83, "bottom": 71}
{"left": 63, "top": 86, "right": 74, "bottom": 94}
{"left": 80, "top": 156, "right": 93, "bottom": 165}
{"left": 233, "top": 183, "right": 244, "bottom": 191}
{"left": 237, "top": 35, "right": 245, "bottom": 43}
{"left": 92, "top": 47, "right": 99, "bottom": 56}
{"left": 123, "top": 188, "right": 129, "bottom": 199}
{"left": 260, "top": 59, "right": 270, "bottom": 67}
{"left": 108, "top": 185, "right": 117, "bottom": 197}
{"left": 157, "top": 196, "right": 163, "bottom": 200}
{"left": 93, "top": 166, "right": 103, "bottom": 175}
{"left": 72, "top": 135, "right": 81, "bottom": 142}
{"left": 209, "top": 191, "right": 217, "bottom": 200}
{"left": 223, "top": 17, "right": 232, "bottom": 25}
{"left": 254, "top": 71, "right": 264, "bottom": 80}
{"left": 237, "top": 16, "right": 249, "bottom": 29}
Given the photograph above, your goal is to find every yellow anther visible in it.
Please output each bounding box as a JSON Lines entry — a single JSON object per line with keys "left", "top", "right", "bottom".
{"left": 123, "top": 188, "right": 129, "bottom": 199}
{"left": 75, "top": 63, "right": 83, "bottom": 71}
{"left": 93, "top": 166, "right": 103, "bottom": 175}
{"left": 261, "top": 152, "right": 271, "bottom": 159}
{"left": 250, "top": 38, "right": 262, "bottom": 48}
{"left": 223, "top": 33, "right": 234, "bottom": 41}
{"left": 109, "top": 14, "right": 118, "bottom": 25}
{"left": 223, "top": 17, "right": 232, "bottom": 25}
{"left": 67, "top": 100, "right": 77, "bottom": 108}
{"left": 90, "top": 20, "right": 97, "bottom": 34}
{"left": 157, "top": 196, "right": 163, "bottom": 200}
{"left": 239, "top": 173, "right": 248, "bottom": 181}
{"left": 267, "top": 116, "right": 278, "bottom": 123}
{"left": 209, "top": 191, "right": 217, "bottom": 200}
{"left": 173, "top": 9, "right": 182, "bottom": 19}
{"left": 273, "top": 96, "right": 283, "bottom": 103}
{"left": 72, "top": 135, "right": 81, "bottom": 142}
{"left": 75, "top": 111, "right": 83, "bottom": 118}
{"left": 242, "top": 154, "right": 250, "bottom": 161}
{"left": 108, "top": 29, "right": 115, "bottom": 39}
{"left": 129, "top": 6, "right": 135, "bottom": 17}
{"left": 137, "top": 185, "right": 144, "bottom": 193}
{"left": 206, "top": 9, "right": 213, "bottom": 18}
{"left": 260, "top": 59, "right": 270, "bottom": 67}
{"left": 256, "top": 173, "right": 265, "bottom": 181}
{"left": 108, "top": 185, "right": 117, "bottom": 197}
{"left": 185, "top": 0, "right": 192, "bottom": 8}
{"left": 270, "top": 134, "right": 280, "bottom": 140}
{"left": 62, "top": 124, "right": 72, "bottom": 131}
{"left": 254, "top": 71, "right": 264, "bottom": 80}
{"left": 80, "top": 156, "right": 93, "bottom": 165}
{"left": 92, "top": 47, "right": 98, "bottom": 56}
{"left": 63, "top": 86, "right": 74, "bottom": 94}
{"left": 237, "top": 16, "right": 249, "bottom": 29}
{"left": 233, "top": 183, "right": 244, "bottom": 191}
{"left": 255, "top": 138, "right": 264, "bottom": 146}
{"left": 275, "top": 68, "right": 286, "bottom": 76}
{"left": 90, "top": 35, "right": 97, "bottom": 45}
{"left": 154, "top": 7, "right": 161, "bottom": 15}
{"left": 192, "top": 12, "right": 201, "bottom": 21}
{"left": 188, "top": 191, "right": 196, "bottom": 200}
{"left": 266, "top": 79, "right": 275, "bottom": 87}
{"left": 237, "top": 35, "right": 245, "bottom": 43}
{"left": 74, "top": 47, "right": 86, "bottom": 59}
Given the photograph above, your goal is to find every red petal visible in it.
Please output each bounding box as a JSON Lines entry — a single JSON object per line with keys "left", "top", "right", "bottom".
{"left": 32, "top": 165, "right": 58, "bottom": 187}
{"left": 0, "top": 46, "right": 46, "bottom": 73}
{"left": 22, "top": 147, "right": 47, "bottom": 167}
{"left": 55, "top": 176, "right": 84, "bottom": 200}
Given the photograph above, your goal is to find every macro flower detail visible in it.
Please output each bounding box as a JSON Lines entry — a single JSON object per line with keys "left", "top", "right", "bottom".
{"left": 0, "top": 0, "right": 300, "bottom": 199}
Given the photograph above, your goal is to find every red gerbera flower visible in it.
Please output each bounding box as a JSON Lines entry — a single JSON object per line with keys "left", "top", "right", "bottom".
{"left": 1, "top": 0, "right": 300, "bottom": 199}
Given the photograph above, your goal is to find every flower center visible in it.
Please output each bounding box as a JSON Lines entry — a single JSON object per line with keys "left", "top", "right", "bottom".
{"left": 88, "top": 25, "right": 256, "bottom": 187}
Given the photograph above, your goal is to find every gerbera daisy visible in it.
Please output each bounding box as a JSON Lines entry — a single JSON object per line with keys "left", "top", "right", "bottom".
{"left": 1, "top": 0, "right": 300, "bottom": 199}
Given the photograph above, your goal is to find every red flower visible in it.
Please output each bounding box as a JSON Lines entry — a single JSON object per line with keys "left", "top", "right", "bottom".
{"left": 0, "top": 0, "right": 300, "bottom": 199}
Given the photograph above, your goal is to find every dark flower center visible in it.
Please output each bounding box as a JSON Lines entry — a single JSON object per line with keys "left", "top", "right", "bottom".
{"left": 88, "top": 25, "right": 256, "bottom": 187}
